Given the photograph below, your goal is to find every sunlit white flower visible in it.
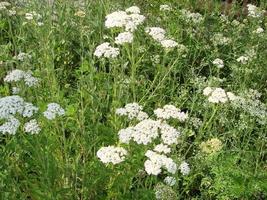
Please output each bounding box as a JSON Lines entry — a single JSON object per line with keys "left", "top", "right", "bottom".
{"left": 24, "top": 119, "right": 41, "bottom": 134}
{"left": 247, "top": 4, "right": 264, "bottom": 18}
{"left": 160, "top": 39, "right": 178, "bottom": 49}
{"left": 237, "top": 56, "right": 249, "bottom": 64}
{"left": 23, "top": 103, "right": 39, "bottom": 118}
{"left": 253, "top": 27, "right": 264, "bottom": 34}
{"left": 105, "top": 11, "right": 129, "bottom": 28}
{"left": 212, "top": 58, "right": 224, "bottom": 68}
{"left": 180, "top": 161, "right": 190, "bottom": 175}
{"left": 154, "top": 144, "right": 171, "bottom": 154}
{"left": 97, "top": 146, "right": 127, "bottom": 164}
{"left": 115, "top": 31, "right": 133, "bottom": 44}
{"left": 160, "top": 122, "right": 180, "bottom": 145}
{"left": 180, "top": 9, "right": 203, "bottom": 24}
{"left": 25, "top": 13, "right": 34, "bottom": 20}
{"left": 144, "top": 150, "right": 177, "bottom": 175}
{"left": 160, "top": 5, "right": 172, "bottom": 11}
{"left": 212, "top": 33, "right": 231, "bottom": 46}
{"left": 118, "top": 127, "right": 135, "bottom": 144}
{"left": 146, "top": 27, "right": 166, "bottom": 41}
{"left": 125, "top": 13, "right": 146, "bottom": 32}
{"left": 154, "top": 105, "right": 188, "bottom": 121}
{"left": 132, "top": 119, "right": 160, "bottom": 145}
{"left": 0, "top": 117, "right": 20, "bottom": 135}
{"left": 125, "top": 6, "right": 140, "bottom": 14}
{"left": 0, "top": 95, "right": 24, "bottom": 119}
{"left": 43, "top": 103, "right": 65, "bottom": 120}
{"left": 203, "top": 87, "right": 213, "bottom": 96}
{"left": 94, "top": 42, "right": 119, "bottom": 58}
{"left": 208, "top": 88, "right": 228, "bottom": 103}
{"left": 4, "top": 69, "right": 38, "bottom": 87}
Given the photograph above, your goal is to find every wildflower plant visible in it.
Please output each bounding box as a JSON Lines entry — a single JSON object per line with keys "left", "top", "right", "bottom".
{"left": 0, "top": 0, "right": 266, "bottom": 199}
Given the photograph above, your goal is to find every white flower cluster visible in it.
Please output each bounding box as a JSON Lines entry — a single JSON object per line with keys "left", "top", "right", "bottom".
{"left": 125, "top": 6, "right": 140, "bottom": 14}
{"left": 144, "top": 150, "right": 177, "bottom": 175}
{"left": 0, "top": 2, "right": 10, "bottom": 10}
{"left": 24, "top": 119, "right": 41, "bottom": 134}
{"left": 0, "top": 117, "right": 20, "bottom": 135}
{"left": 115, "top": 102, "right": 148, "bottom": 120}
{"left": 179, "top": 161, "right": 190, "bottom": 175}
{"left": 0, "top": 95, "right": 38, "bottom": 134}
{"left": 180, "top": 9, "right": 203, "bottom": 24}
{"left": 230, "top": 90, "right": 267, "bottom": 125}
{"left": 253, "top": 27, "right": 264, "bottom": 34}
{"left": 212, "top": 58, "right": 224, "bottom": 69}
{"left": 236, "top": 55, "right": 249, "bottom": 64}
{"left": 146, "top": 27, "right": 179, "bottom": 49}
{"left": 212, "top": 33, "right": 231, "bottom": 46}
{"left": 97, "top": 146, "right": 127, "bottom": 164}
{"left": 98, "top": 103, "right": 190, "bottom": 185}
{"left": 164, "top": 176, "right": 176, "bottom": 186}
{"left": 115, "top": 31, "right": 133, "bottom": 45}
{"left": 160, "top": 5, "right": 172, "bottom": 12}
{"left": 95, "top": 6, "right": 145, "bottom": 59}
{"left": 94, "top": 42, "right": 120, "bottom": 58}
{"left": 13, "top": 52, "right": 32, "bottom": 61}
{"left": 154, "top": 104, "right": 188, "bottom": 121}
{"left": 237, "top": 48, "right": 257, "bottom": 65}
{"left": 203, "top": 87, "right": 237, "bottom": 103}
{"left": 105, "top": 8, "right": 145, "bottom": 32}
{"left": 154, "top": 144, "right": 171, "bottom": 154}
{"left": 247, "top": 4, "right": 264, "bottom": 18}
{"left": 25, "top": 11, "right": 41, "bottom": 20}
{"left": 4, "top": 69, "right": 39, "bottom": 87}
{"left": 145, "top": 27, "right": 166, "bottom": 41}
{"left": 43, "top": 103, "right": 65, "bottom": 120}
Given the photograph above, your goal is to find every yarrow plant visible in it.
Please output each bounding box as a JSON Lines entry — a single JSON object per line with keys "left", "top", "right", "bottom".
{"left": 97, "top": 103, "right": 190, "bottom": 194}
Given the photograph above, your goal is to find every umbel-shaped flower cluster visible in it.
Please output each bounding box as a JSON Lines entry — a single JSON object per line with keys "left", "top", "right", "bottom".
{"left": 97, "top": 103, "right": 190, "bottom": 185}
{"left": 0, "top": 69, "right": 65, "bottom": 135}
{"left": 94, "top": 5, "right": 187, "bottom": 59}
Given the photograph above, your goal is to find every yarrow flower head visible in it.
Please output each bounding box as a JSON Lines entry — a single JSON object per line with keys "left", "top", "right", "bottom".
{"left": 104, "top": 8, "right": 145, "bottom": 32}
{"left": 4, "top": 69, "right": 39, "bottom": 87}
{"left": 247, "top": 4, "right": 264, "bottom": 18}
{"left": 144, "top": 150, "right": 177, "bottom": 175}
{"left": 160, "top": 5, "right": 172, "bottom": 11}
{"left": 212, "top": 33, "right": 231, "bottom": 46}
{"left": 24, "top": 119, "right": 41, "bottom": 134}
{"left": 97, "top": 146, "right": 127, "bottom": 164}
{"left": 253, "top": 27, "right": 264, "bottom": 34}
{"left": 203, "top": 87, "right": 236, "bottom": 104}
{"left": 160, "top": 39, "right": 178, "bottom": 49}
{"left": 125, "top": 6, "right": 140, "bottom": 14}
{"left": 43, "top": 103, "right": 65, "bottom": 120}
{"left": 0, "top": 95, "right": 25, "bottom": 119}
{"left": 0, "top": 116, "right": 20, "bottom": 135}
{"left": 236, "top": 55, "right": 250, "bottom": 64}
{"left": 115, "top": 102, "right": 148, "bottom": 120}
{"left": 146, "top": 27, "right": 166, "bottom": 41}
{"left": 212, "top": 58, "right": 224, "bottom": 68}
{"left": 94, "top": 42, "right": 119, "bottom": 58}
{"left": 179, "top": 161, "right": 190, "bottom": 175}
{"left": 180, "top": 9, "right": 203, "bottom": 24}
{"left": 115, "top": 31, "right": 133, "bottom": 45}
{"left": 154, "top": 104, "right": 188, "bottom": 121}
{"left": 154, "top": 144, "right": 171, "bottom": 154}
